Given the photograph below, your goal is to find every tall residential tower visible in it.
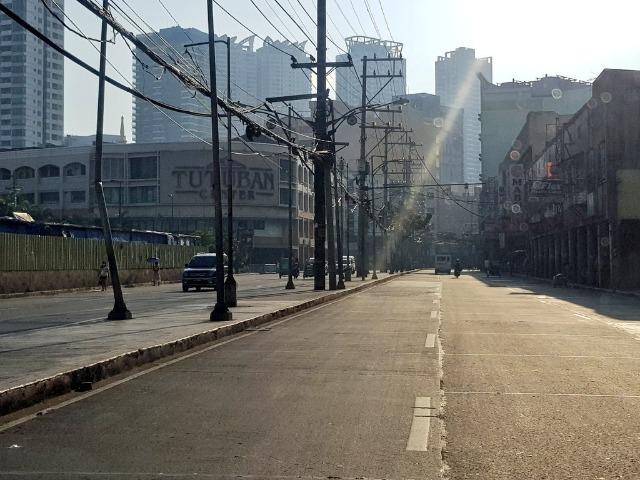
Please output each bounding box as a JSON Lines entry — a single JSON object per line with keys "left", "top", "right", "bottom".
{"left": 0, "top": 0, "right": 65, "bottom": 149}
{"left": 435, "top": 47, "right": 492, "bottom": 183}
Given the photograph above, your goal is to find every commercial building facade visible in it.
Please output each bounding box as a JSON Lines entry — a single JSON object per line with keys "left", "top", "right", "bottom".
{"left": 492, "top": 69, "right": 640, "bottom": 290}
{"left": 0, "top": 0, "right": 64, "bottom": 149}
{"left": 479, "top": 74, "right": 592, "bottom": 180}
{"left": 0, "top": 141, "right": 316, "bottom": 265}
{"left": 435, "top": 47, "right": 492, "bottom": 183}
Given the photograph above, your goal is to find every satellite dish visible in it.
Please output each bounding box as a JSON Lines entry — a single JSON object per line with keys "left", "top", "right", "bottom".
{"left": 346, "top": 114, "right": 358, "bottom": 126}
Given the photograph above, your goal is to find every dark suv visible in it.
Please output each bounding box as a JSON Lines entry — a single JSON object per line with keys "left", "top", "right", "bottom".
{"left": 182, "top": 253, "right": 225, "bottom": 292}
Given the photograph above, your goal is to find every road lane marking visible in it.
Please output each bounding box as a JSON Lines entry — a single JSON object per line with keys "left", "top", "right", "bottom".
{"left": 445, "top": 391, "right": 640, "bottom": 399}
{"left": 450, "top": 332, "right": 624, "bottom": 338}
{"left": 424, "top": 333, "right": 436, "bottom": 348}
{"left": 406, "top": 396, "right": 432, "bottom": 451}
{"left": 444, "top": 353, "right": 640, "bottom": 359}
{"left": 572, "top": 312, "right": 591, "bottom": 320}
{"left": 430, "top": 310, "right": 438, "bottom": 320}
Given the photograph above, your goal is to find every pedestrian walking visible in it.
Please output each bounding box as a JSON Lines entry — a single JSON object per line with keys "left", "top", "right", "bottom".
{"left": 152, "top": 260, "right": 161, "bottom": 286}
{"left": 484, "top": 258, "right": 490, "bottom": 278}
{"left": 98, "top": 261, "right": 109, "bottom": 291}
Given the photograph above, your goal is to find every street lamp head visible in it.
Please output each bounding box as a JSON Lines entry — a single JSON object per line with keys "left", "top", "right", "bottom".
{"left": 392, "top": 97, "right": 410, "bottom": 106}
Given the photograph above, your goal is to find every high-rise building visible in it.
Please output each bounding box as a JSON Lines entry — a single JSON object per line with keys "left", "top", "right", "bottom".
{"left": 435, "top": 47, "right": 492, "bottom": 183}
{"left": 479, "top": 74, "right": 592, "bottom": 180}
{"left": 133, "top": 27, "right": 313, "bottom": 144}
{"left": 256, "top": 38, "right": 312, "bottom": 116}
{"left": 0, "top": 0, "right": 65, "bottom": 149}
{"left": 403, "top": 93, "right": 464, "bottom": 184}
{"left": 133, "top": 27, "right": 259, "bottom": 144}
{"left": 336, "top": 36, "right": 406, "bottom": 108}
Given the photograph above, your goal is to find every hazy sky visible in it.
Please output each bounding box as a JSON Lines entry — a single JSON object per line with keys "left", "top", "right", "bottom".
{"left": 58, "top": 0, "right": 640, "bottom": 138}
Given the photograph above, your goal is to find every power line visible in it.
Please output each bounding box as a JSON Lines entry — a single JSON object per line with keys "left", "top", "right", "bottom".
{"left": 211, "top": 0, "right": 309, "bottom": 59}
{"left": 377, "top": 0, "right": 394, "bottom": 41}
{"left": 248, "top": 0, "right": 310, "bottom": 57}
{"left": 348, "top": 0, "right": 368, "bottom": 35}
{"left": 362, "top": 0, "right": 382, "bottom": 38}
{"left": 272, "top": 0, "right": 317, "bottom": 47}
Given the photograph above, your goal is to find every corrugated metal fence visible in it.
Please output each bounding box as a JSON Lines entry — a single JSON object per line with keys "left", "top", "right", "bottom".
{"left": 0, "top": 233, "right": 201, "bottom": 272}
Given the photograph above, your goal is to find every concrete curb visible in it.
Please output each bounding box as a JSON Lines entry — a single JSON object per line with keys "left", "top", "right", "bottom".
{"left": 0, "top": 271, "right": 411, "bottom": 417}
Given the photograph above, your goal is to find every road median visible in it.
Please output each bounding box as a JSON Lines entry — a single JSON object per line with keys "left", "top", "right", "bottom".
{"left": 0, "top": 271, "right": 410, "bottom": 417}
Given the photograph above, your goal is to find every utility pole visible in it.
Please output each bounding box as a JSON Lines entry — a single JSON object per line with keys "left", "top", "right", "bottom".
{"left": 286, "top": 106, "right": 295, "bottom": 290}
{"left": 286, "top": 0, "right": 351, "bottom": 290}
{"left": 333, "top": 152, "right": 344, "bottom": 290}
{"left": 93, "top": 0, "right": 130, "bottom": 320}
{"left": 370, "top": 158, "right": 378, "bottom": 279}
{"left": 185, "top": 36, "right": 236, "bottom": 306}
{"left": 344, "top": 161, "right": 351, "bottom": 282}
{"left": 207, "top": 0, "right": 231, "bottom": 321}
{"left": 357, "top": 56, "right": 368, "bottom": 281}
{"left": 325, "top": 101, "right": 336, "bottom": 290}
{"left": 357, "top": 56, "right": 404, "bottom": 280}
{"left": 223, "top": 36, "right": 237, "bottom": 307}
{"left": 313, "top": 0, "right": 328, "bottom": 291}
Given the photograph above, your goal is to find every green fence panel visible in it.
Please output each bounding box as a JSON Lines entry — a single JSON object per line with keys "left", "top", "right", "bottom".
{"left": 0, "top": 233, "right": 200, "bottom": 272}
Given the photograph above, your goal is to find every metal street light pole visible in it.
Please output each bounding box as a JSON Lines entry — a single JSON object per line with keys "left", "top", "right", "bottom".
{"left": 334, "top": 154, "right": 345, "bottom": 289}
{"left": 344, "top": 161, "right": 351, "bottom": 281}
{"left": 207, "top": 0, "right": 231, "bottom": 321}
{"left": 370, "top": 158, "right": 378, "bottom": 280}
{"left": 286, "top": 105, "right": 295, "bottom": 290}
{"left": 357, "top": 56, "right": 368, "bottom": 280}
{"left": 93, "top": 0, "right": 130, "bottom": 320}
{"left": 223, "top": 36, "right": 237, "bottom": 307}
{"left": 168, "top": 193, "right": 174, "bottom": 227}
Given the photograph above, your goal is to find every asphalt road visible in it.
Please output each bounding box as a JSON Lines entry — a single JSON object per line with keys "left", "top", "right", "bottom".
{"left": 3, "top": 272, "right": 640, "bottom": 479}
{"left": 0, "top": 274, "right": 312, "bottom": 335}
{"left": 0, "top": 272, "right": 443, "bottom": 479}
{"left": 440, "top": 273, "right": 640, "bottom": 479}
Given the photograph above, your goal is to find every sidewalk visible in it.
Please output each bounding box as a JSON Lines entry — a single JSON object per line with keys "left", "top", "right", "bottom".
{"left": 0, "top": 272, "right": 399, "bottom": 414}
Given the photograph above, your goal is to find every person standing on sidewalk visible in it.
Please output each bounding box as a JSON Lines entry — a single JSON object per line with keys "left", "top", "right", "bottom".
{"left": 98, "top": 261, "right": 109, "bottom": 291}
{"left": 152, "top": 260, "right": 161, "bottom": 286}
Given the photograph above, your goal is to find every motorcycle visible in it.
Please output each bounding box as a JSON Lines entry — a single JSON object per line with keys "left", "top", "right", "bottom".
{"left": 453, "top": 263, "right": 461, "bottom": 278}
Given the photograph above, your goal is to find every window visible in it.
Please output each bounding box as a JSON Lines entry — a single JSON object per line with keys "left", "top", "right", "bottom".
{"left": 129, "top": 155, "right": 157, "bottom": 179}
{"left": 279, "top": 158, "right": 296, "bottom": 182}
{"left": 68, "top": 191, "right": 86, "bottom": 203}
{"left": 128, "top": 186, "right": 157, "bottom": 204}
{"left": 254, "top": 220, "right": 265, "bottom": 230}
{"left": 0, "top": 168, "right": 10, "bottom": 180}
{"left": 39, "top": 191, "right": 59, "bottom": 204}
{"left": 103, "top": 157, "right": 124, "bottom": 179}
{"left": 103, "top": 187, "right": 124, "bottom": 205}
{"left": 280, "top": 187, "right": 296, "bottom": 206}
{"left": 64, "top": 162, "right": 86, "bottom": 177}
{"left": 38, "top": 164, "right": 59, "bottom": 178}
{"left": 14, "top": 166, "right": 34, "bottom": 179}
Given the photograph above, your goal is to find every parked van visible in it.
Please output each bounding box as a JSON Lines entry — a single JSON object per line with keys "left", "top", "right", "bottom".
{"left": 435, "top": 254, "right": 452, "bottom": 275}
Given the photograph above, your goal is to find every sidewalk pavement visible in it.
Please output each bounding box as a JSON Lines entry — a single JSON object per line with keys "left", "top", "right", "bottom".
{"left": 0, "top": 272, "right": 399, "bottom": 415}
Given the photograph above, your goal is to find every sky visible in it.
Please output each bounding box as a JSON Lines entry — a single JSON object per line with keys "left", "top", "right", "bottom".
{"left": 58, "top": 0, "right": 640, "bottom": 138}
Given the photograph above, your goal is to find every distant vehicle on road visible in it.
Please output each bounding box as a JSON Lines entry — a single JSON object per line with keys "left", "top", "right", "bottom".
{"left": 182, "top": 253, "right": 227, "bottom": 292}
{"left": 264, "top": 263, "right": 277, "bottom": 274}
{"left": 435, "top": 254, "right": 452, "bottom": 275}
